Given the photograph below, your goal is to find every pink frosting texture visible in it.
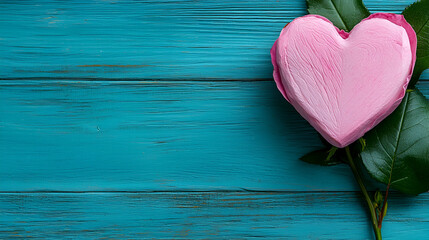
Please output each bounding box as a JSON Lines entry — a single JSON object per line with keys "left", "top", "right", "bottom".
{"left": 271, "top": 13, "right": 417, "bottom": 148}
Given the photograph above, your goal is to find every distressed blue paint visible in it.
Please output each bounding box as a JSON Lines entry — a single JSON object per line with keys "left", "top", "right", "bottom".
{"left": 0, "top": 0, "right": 427, "bottom": 80}
{"left": 0, "top": 80, "right": 346, "bottom": 191}
{"left": 1, "top": 81, "right": 429, "bottom": 192}
{"left": 1, "top": 0, "right": 429, "bottom": 239}
{"left": 1, "top": 192, "right": 429, "bottom": 239}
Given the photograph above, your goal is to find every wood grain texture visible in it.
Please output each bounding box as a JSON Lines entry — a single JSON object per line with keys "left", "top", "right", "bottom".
{"left": 0, "top": 0, "right": 427, "bottom": 80}
{"left": 0, "top": 80, "right": 346, "bottom": 191}
{"left": 1, "top": 80, "right": 428, "bottom": 192}
{"left": 1, "top": 192, "right": 429, "bottom": 239}
{"left": 1, "top": 1, "right": 429, "bottom": 239}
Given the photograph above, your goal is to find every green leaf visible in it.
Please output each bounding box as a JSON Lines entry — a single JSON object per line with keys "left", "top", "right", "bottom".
{"left": 403, "top": 0, "right": 429, "bottom": 87}
{"left": 382, "top": 201, "right": 388, "bottom": 219}
{"left": 374, "top": 191, "right": 383, "bottom": 205}
{"left": 306, "top": 0, "right": 370, "bottom": 32}
{"left": 358, "top": 138, "right": 366, "bottom": 152}
{"left": 361, "top": 89, "right": 429, "bottom": 195}
{"left": 300, "top": 147, "right": 343, "bottom": 166}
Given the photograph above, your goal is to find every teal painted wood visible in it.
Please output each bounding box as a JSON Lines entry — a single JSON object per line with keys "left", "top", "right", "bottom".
{"left": 1, "top": 80, "right": 428, "bottom": 192}
{"left": 1, "top": 0, "right": 429, "bottom": 239}
{"left": 0, "top": 0, "right": 427, "bottom": 80}
{"left": 0, "top": 80, "right": 344, "bottom": 191}
{"left": 1, "top": 192, "right": 429, "bottom": 239}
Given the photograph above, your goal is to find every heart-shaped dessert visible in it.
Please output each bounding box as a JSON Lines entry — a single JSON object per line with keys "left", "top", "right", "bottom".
{"left": 271, "top": 13, "right": 417, "bottom": 148}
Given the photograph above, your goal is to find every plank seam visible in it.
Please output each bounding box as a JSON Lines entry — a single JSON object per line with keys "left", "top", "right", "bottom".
{"left": 0, "top": 190, "right": 374, "bottom": 194}
{"left": 0, "top": 77, "right": 274, "bottom": 82}
{"left": 1, "top": 77, "right": 429, "bottom": 82}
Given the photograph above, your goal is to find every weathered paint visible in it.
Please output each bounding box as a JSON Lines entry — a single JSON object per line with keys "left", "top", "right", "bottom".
{"left": 1, "top": 192, "right": 428, "bottom": 239}
{"left": 0, "top": 0, "right": 427, "bottom": 80}
{"left": 0, "top": 80, "right": 428, "bottom": 192}
{"left": 1, "top": 0, "right": 428, "bottom": 239}
{"left": 0, "top": 80, "right": 350, "bottom": 191}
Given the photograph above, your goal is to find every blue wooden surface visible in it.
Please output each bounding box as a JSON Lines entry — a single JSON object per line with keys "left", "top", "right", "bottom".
{"left": 0, "top": 0, "right": 427, "bottom": 80}
{"left": 1, "top": 80, "right": 429, "bottom": 193}
{"left": 2, "top": 192, "right": 429, "bottom": 239}
{"left": 1, "top": 0, "right": 428, "bottom": 239}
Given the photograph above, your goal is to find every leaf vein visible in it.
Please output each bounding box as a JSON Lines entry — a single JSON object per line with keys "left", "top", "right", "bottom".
{"left": 374, "top": 129, "right": 393, "bottom": 162}
{"left": 329, "top": 0, "right": 349, "bottom": 31}
{"left": 415, "top": 14, "right": 429, "bottom": 36}
{"left": 388, "top": 93, "right": 411, "bottom": 184}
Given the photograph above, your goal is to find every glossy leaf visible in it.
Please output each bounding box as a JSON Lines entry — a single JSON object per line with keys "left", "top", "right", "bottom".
{"left": 403, "top": 0, "right": 429, "bottom": 87}
{"left": 300, "top": 147, "right": 343, "bottom": 166}
{"left": 306, "top": 0, "right": 370, "bottom": 31}
{"left": 361, "top": 89, "right": 429, "bottom": 195}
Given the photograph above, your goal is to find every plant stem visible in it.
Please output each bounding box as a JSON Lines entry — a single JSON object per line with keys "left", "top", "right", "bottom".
{"left": 378, "top": 184, "right": 390, "bottom": 228}
{"left": 345, "top": 146, "right": 382, "bottom": 240}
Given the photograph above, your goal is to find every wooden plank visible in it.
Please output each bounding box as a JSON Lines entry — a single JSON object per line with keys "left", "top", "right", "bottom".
{"left": 1, "top": 80, "right": 428, "bottom": 192}
{"left": 1, "top": 191, "right": 428, "bottom": 239}
{"left": 1, "top": 0, "right": 427, "bottom": 80}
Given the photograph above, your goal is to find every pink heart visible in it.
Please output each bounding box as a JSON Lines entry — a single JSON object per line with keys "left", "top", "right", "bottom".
{"left": 271, "top": 13, "right": 417, "bottom": 148}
